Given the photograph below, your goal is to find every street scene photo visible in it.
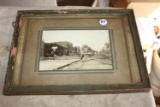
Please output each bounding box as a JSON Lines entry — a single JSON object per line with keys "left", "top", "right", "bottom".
{"left": 39, "top": 30, "right": 113, "bottom": 71}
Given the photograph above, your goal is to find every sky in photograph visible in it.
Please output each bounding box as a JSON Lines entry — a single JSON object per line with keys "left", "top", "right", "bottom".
{"left": 42, "top": 30, "right": 110, "bottom": 52}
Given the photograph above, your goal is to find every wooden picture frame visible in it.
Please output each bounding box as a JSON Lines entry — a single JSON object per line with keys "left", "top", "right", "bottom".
{"left": 3, "top": 9, "right": 150, "bottom": 95}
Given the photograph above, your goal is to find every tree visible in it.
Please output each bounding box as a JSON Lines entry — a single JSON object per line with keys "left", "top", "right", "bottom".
{"left": 81, "top": 44, "right": 89, "bottom": 54}
{"left": 100, "top": 43, "right": 110, "bottom": 53}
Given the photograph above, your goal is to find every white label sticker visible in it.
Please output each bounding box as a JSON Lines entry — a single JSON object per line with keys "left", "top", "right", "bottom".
{"left": 99, "top": 19, "right": 107, "bottom": 25}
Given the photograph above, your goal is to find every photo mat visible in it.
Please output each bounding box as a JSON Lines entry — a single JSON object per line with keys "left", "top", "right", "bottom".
{"left": 39, "top": 30, "right": 113, "bottom": 71}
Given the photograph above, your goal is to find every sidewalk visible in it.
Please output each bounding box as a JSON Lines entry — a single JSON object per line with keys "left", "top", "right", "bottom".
{"left": 39, "top": 59, "right": 80, "bottom": 71}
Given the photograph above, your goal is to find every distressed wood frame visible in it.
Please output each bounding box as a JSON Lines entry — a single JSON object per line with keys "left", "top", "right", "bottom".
{"left": 3, "top": 9, "right": 150, "bottom": 95}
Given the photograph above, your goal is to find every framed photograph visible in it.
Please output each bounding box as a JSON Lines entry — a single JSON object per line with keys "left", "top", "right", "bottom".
{"left": 39, "top": 29, "right": 113, "bottom": 72}
{"left": 3, "top": 9, "right": 150, "bottom": 95}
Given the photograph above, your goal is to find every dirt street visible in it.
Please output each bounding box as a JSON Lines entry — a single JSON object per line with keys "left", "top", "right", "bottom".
{"left": 59, "top": 58, "right": 112, "bottom": 70}
{"left": 39, "top": 55, "right": 112, "bottom": 71}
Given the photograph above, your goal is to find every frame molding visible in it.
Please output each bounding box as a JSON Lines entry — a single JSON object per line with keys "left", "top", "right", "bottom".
{"left": 3, "top": 9, "right": 150, "bottom": 95}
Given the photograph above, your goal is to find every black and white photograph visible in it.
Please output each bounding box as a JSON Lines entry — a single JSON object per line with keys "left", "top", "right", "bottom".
{"left": 39, "top": 30, "right": 113, "bottom": 71}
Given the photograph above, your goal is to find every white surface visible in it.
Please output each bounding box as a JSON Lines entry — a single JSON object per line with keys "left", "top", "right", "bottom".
{"left": 0, "top": 0, "right": 57, "bottom": 7}
{"left": 148, "top": 7, "right": 160, "bottom": 18}
{"left": 0, "top": 6, "right": 156, "bottom": 107}
{"left": 136, "top": 18, "right": 156, "bottom": 45}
